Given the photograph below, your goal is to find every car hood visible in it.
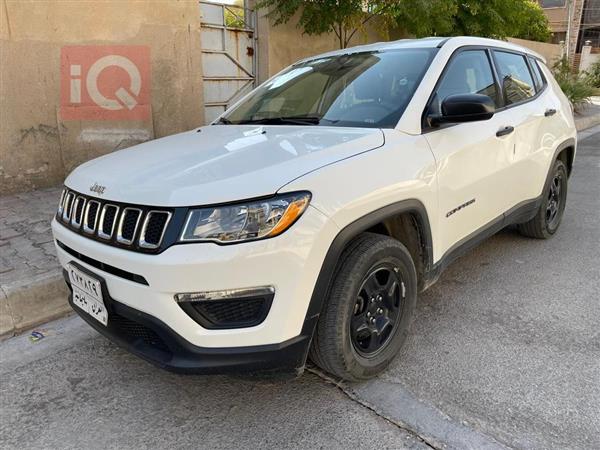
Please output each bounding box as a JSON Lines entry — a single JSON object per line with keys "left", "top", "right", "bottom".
{"left": 65, "top": 125, "right": 384, "bottom": 206}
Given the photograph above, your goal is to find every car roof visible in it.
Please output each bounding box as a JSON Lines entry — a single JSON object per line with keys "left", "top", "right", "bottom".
{"left": 297, "top": 36, "right": 546, "bottom": 64}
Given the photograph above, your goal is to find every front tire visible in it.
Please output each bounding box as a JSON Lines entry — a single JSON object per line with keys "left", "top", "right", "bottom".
{"left": 309, "top": 233, "right": 417, "bottom": 381}
{"left": 518, "top": 158, "right": 568, "bottom": 239}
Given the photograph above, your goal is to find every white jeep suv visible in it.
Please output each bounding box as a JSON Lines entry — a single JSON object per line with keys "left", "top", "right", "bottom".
{"left": 52, "top": 37, "right": 576, "bottom": 380}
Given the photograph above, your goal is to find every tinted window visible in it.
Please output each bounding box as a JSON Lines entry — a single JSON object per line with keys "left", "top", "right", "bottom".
{"left": 528, "top": 57, "right": 546, "bottom": 91}
{"left": 494, "top": 51, "right": 536, "bottom": 105}
{"left": 222, "top": 49, "right": 437, "bottom": 128}
{"left": 429, "top": 50, "right": 498, "bottom": 116}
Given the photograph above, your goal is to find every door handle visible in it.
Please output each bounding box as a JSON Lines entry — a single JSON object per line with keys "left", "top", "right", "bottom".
{"left": 496, "top": 126, "right": 514, "bottom": 137}
{"left": 544, "top": 108, "right": 557, "bottom": 117}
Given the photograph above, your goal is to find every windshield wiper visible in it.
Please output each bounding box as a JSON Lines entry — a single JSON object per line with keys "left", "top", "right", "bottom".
{"left": 237, "top": 115, "right": 322, "bottom": 125}
{"left": 216, "top": 117, "right": 233, "bottom": 124}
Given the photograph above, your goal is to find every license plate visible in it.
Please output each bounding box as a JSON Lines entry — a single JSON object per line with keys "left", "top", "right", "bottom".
{"left": 67, "top": 263, "right": 108, "bottom": 326}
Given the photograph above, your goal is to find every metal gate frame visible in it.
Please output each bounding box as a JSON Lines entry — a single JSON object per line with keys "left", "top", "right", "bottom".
{"left": 200, "top": 1, "right": 257, "bottom": 122}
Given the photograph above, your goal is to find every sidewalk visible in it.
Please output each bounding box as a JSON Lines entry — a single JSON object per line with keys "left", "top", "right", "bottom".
{"left": 2, "top": 120, "right": 600, "bottom": 339}
{"left": 0, "top": 187, "right": 69, "bottom": 338}
{"left": 575, "top": 96, "right": 600, "bottom": 131}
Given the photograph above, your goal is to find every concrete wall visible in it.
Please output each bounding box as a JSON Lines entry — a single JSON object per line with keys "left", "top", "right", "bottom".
{"left": 508, "top": 37, "right": 563, "bottom": 65}
{"left": 580, "top": 45, "right": 600, "bottom": 72}
{"left": 0, "top": 0, "right": 204, "bottom": 195}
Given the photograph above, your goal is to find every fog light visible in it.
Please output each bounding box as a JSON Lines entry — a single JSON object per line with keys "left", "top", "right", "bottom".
{"left": 175, "top": 286, "right": 275, "bottom": 303}
{"left": 175, "top": 286, "right": 275, "bottom": 329}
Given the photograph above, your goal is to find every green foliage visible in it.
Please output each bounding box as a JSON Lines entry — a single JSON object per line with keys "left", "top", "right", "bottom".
{"left": 224, "top": 0, "right": 246, "bottom": 28}
{"left": 582, "top": 61, "right": 600, "bottom": 89}
{"left": 552, "top": 56, "right": 595, "bottom": 112}
{"left": 256, "top": 0, "right": 397, "bottom": 48}
{"left": 392, "top": 0, "right": 551, "bottom": 42}
{"left": 257, "top": 0, "right": 551, "bottom": 49}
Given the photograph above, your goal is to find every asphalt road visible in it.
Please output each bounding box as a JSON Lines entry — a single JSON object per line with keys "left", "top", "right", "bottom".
{"left": 354, "top": 128, "right": 600, "bottom": 449}
{"left": 1, "top": 129, "right": 598, "bottom": 450}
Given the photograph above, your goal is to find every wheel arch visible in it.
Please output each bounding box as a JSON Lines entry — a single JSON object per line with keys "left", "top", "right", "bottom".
{"left": 554, "top": 137, "right": 576, "bottom": 177}
{"left": 301, "top": 199, "right": 433, "bottom": 338}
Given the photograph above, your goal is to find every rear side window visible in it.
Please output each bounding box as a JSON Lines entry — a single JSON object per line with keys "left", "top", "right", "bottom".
{"left": 493, "top": 51, "right": 536, "bottom": 105}
{"left": 429, "top": 50, "right": 499, "bottom": 116}
{"left": 528, "top": 57, "right": 546, "bottom": 92}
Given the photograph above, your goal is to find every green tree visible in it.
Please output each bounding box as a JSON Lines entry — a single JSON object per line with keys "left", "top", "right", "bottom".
{"left": 257, "top": 0, "right": 551, "bottom": 49}
{"left": 450, "top": 0, "right": 551, "bottom": 42}
{"left": 256, "top": 0, "right": 398, "bottom": 49}
{"left": 390, "top": 0, "right": 551, "bottom": 42}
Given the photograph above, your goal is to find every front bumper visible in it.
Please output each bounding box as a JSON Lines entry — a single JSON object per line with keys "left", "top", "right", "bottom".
{"left": 52, "top": 205, "right": 338, "bottom": 372}
{"left": 64, "top": 268, "right": 315, "bottom": 373}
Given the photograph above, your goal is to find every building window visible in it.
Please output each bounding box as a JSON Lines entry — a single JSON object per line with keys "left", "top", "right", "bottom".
{"left": 540, "top": 0, "right": 566, "bottom": 7}
{"left": 550, "top": 32, "right": 567, "bottom": 45}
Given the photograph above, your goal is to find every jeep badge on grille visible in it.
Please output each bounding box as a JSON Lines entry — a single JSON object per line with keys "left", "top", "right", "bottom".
{"left": 89, "top": 182, "right": 106, "bottom": 195}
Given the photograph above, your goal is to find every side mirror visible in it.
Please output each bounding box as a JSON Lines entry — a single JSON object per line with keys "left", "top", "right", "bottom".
{"left": 431, "top": 93, "right": 495, "bottom": 125}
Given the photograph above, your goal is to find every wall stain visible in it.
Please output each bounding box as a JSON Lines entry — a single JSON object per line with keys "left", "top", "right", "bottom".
{"left": 18, "top": 124, "right": 59, "bottom": 145}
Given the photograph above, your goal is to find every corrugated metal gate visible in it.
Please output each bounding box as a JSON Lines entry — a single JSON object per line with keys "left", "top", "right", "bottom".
{"left": 200, "top": 1, "right": 257, "bottom": 124}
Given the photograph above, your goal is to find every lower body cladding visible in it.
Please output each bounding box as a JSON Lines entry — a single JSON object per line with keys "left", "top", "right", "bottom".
{"left": 51, "top": 205, "right": 336, "bottom": 374}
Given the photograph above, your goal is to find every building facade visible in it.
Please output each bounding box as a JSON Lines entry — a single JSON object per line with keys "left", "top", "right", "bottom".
{"left": 538, "top": 0, "right": 600, "bottom": 66}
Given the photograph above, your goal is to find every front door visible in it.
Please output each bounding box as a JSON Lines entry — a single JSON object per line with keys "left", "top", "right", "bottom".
{"left": 424, "top": 49, "right": 515, "bottom": 257}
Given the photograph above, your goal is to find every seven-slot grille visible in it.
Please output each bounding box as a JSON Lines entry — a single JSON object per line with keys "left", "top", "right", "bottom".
{"left": 57, "top": 189, "right": 172, "bottom": 252}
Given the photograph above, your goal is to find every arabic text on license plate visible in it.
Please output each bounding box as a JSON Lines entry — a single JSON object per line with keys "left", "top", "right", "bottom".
{"left": 67, "top": 263, "right": 108, "bottom": 326}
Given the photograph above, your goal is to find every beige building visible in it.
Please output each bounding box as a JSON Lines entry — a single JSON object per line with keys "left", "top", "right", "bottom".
{"left": 538, "top": 0, "right": 600, "bottom": 66}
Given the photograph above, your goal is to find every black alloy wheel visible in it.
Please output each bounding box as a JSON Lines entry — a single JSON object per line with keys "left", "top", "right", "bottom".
{"left": 518, "top": 158, "right": 568, "bottom": 239}
{"left": 309, "top": 233, "right": 417, "bottom": 381}
{"left": 546, "top": 171, "right": 563, "bottom": 230}
{"left": 350, "top": 264, "right": 405, "bottom": 357}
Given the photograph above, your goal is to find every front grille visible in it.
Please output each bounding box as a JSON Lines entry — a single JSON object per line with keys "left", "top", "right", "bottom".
{"left": 109, "top": 313, "right": 170, "bottom": 353}
{"left": 57, "top": 188, "right": 173, "bottom": 253}
{"left": 71, "top": 196, "right": 86, "bottom": 228}
{"left": 63, "top": 192, "right": 75, "bottom": 221}
{"left": 83, "top": 200, "right": 100, "bottom": 234}
{"left": 99, "top": 204, "right": 119, "bottom": 239}
{"left": 117, "top": 208, "right": 142, "bottom": 244}
{"left": 140, "top": 211, "right": 171, "bottom": 249}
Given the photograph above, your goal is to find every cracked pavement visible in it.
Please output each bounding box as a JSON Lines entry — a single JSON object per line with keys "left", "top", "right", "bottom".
{"left": 0, "top": 187, "right": 62, "bottom": 291}
{"left": 0, "top": 130, "right": 598, "bottom": 449}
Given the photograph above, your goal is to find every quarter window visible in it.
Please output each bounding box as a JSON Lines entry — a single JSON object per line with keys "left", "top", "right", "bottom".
{"left": 493, "top": 51, "right": 536, "bottom": 105}
{"left": 528, "top": 57, "right": 547, "bottom": 92}
{"left": 429, "top": 50, "right": 498, "bottom": 116}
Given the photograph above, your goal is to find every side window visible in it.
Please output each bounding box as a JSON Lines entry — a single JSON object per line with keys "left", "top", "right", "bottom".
{"left": 493, "top": 51, "right": 536, "bottom": 105}
{"left": 528, "top": 57, "right": 547, "bottom": 92}
{"left": 429, "top": 50, "right": 498, "bottom": 116}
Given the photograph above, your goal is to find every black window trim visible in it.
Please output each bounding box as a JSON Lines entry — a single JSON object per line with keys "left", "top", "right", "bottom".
{"left": 421, "top": 45, "right": 548, "bottom": 134}
{"left": 526, "top": 55, "right": 548, "bottom": 92}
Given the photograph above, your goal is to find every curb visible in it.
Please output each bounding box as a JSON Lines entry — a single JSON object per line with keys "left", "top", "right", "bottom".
{"left": 575, "top": 113, "right": 600, "bottom": 131}
{"left": 0, "top": 272, "right": 71, "bottom": 340}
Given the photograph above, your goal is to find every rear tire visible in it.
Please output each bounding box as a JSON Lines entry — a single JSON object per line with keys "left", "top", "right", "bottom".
{"left": 518, "top": 158, "right": 568, "bottom": 239}
{"left": 309, "top": 233, "right": 417, "bottom": 381}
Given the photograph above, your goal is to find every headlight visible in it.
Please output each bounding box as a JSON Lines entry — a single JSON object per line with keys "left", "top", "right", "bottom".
{"left": 179, "top": 192, "right": 311, "bottom": 243}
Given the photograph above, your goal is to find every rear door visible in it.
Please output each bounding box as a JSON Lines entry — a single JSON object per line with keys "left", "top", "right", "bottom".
{"left": 424, "top": 48, "right": 516, "bottom": 257}
{"left": 490, "top": 50, "right": 547, "bottom": 207}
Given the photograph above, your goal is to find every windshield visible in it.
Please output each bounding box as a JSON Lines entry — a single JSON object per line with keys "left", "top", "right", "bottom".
{"left": 220, "top": 49, "right": 437, "bottom": 128}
